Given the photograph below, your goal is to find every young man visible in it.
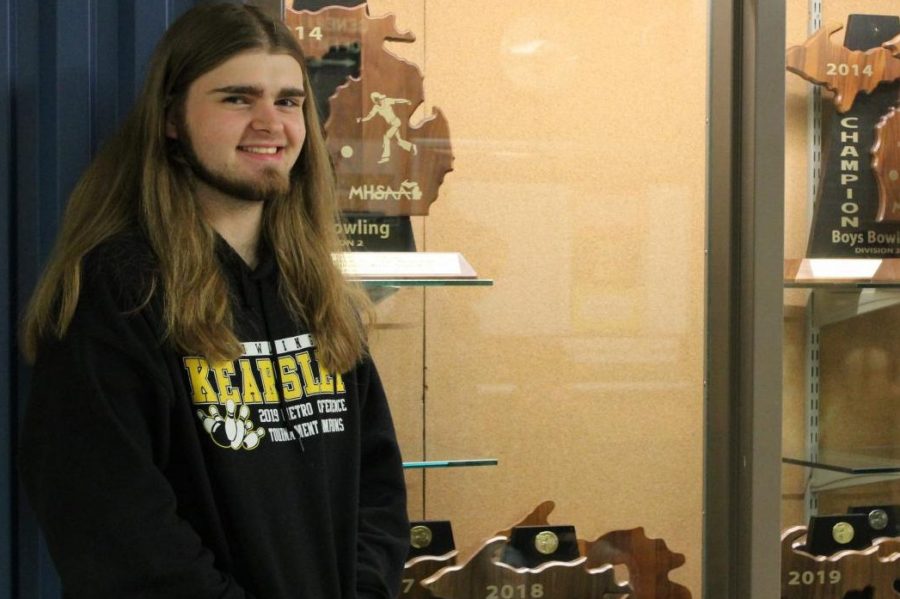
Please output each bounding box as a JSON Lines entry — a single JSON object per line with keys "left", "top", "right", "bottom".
{"left": 18, "top": 4, "right": 408, "bottom": 598}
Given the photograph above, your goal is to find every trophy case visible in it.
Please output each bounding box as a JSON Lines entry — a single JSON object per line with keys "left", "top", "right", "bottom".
{"left": 781, "top": 1, "right": 900, "bottom": 596}
{"left": 288, "top": 0, "right": 710, "bottom": 595}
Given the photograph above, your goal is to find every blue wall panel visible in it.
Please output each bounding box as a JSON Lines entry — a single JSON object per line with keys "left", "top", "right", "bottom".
{"left": 92, "top": 3, "right": 122, "bottom": 153}
{"left": 15, "top": 2, "right": 52, "bottom": 594}
{"left": 56, "top": 2, "right": 93, "bottom": 206}
{"left": 1, "top": 0, "right": 12, "bottom": 596}
{"left": 4, "top": 2, "right": 220, "bottom": 596}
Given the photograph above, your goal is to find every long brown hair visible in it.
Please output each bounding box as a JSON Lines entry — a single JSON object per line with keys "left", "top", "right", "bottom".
{"left": 21, "top": 3, "right": 371, "bottom": 372}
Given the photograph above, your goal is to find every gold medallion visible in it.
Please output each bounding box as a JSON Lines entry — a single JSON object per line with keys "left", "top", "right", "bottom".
{"left": 832, "top": 522, "right": 855, "bottom": 544}
{"left": 410, "top": 525, "right": 433, "bottom": 549}
{"left": 868, "top": 509, "right": 889, "bottom": 531}
{"left": 534, "top": 531, "right": 560, "bottom": 555}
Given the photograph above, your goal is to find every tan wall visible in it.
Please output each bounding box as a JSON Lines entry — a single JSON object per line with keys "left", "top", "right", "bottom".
{"left": 782, "top": 1, "right": 900, "bottom": 529}
{"left": 367, "top": 0, "right": 708, "bottom": 593}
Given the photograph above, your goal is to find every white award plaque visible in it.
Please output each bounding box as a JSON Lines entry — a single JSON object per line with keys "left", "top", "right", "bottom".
{"left": 335, "top": 252, "right": 478, "bottom": 279}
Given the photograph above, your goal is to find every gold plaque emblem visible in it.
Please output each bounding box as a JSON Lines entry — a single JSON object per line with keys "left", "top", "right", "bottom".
{"left": 832, "top": 521, "right": 855, "bottom": 544}
{"left": 410, "top": 525, "right": 433, "bottom": 549}
{"left": 868, "top": 509, "right": 889, "bottom": 531}
{"left": 533, "top": 531, "right": 560, "bottom": 555}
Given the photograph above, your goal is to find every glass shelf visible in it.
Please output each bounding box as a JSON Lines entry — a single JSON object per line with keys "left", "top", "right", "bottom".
{"left": 782, "top": 448, "right": 900, "bottom": 475}
{"left": 402, "top": 458, "right": 498, "bottom": 470}
{"left": 358, "top": 278, "right": 493, "bottom": 303}
{"left": 356, "top": 278, "right": 494, "bottom": 288}
{"left": 785, "top": 258, "right": 900, "bottom": 288}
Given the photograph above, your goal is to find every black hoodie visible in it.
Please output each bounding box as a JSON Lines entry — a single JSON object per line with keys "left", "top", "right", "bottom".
{"left": 19, "top": 233, "right": 409, "bottom": 599}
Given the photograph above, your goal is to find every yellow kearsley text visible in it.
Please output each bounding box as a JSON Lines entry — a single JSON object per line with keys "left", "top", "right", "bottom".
{"left": 238, "top": 359, "right": 264, "bottom": 404}
{"left": 277, "top": 355, "right": 304, "bottom": 401}
{"left": 183, "top": 357, "right": 218, "bottom": 404}
{"left": 183, "top": 351, "right": 347, "bottom": 406}
{"left": 211, "top": 361, "right": 241, "bottom": 404}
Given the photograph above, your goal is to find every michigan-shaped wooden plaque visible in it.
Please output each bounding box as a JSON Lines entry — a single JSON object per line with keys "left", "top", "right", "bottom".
{"left": 786, "top": 23, "right": 900, "bottom": 113}
{"left": 786, "top": 15, "right": 900, "bottom": 252}
{"left": 285, "top": 4, "right": 453, "bottom": 216}
{"left": 780, "top": 526, "right": 900, "bottom": 599}
{"left": 401, "top": 551, "right": 457, "bottom": 599}
{"left": 874, "top": 106, "right": 900, "bottom": 222}
{"left": 421, "top": 536, "right": 632, "bottom": 599}
{"left": 487, "top": 502, "right": 693, "bottom": 598}
{"left": 585, "top": 528, "right": 692, "bottom": 599}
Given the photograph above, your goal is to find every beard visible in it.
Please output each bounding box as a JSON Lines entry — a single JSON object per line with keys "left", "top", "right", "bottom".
{"left": 175, "top": 126, "right": 292, "bottom": 204}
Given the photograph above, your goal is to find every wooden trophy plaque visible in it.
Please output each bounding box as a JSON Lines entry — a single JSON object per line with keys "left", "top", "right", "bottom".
{"left": 400, "top": 521, "right": 457, "bottom": 598}
{"left": 284, "top": 4, "right": 453, "bottom": 218}
{"left": 400, "top": 501, "right": 558, "bottom": 598}
{"left": 402, "top": 552, "right": 458, "bottom": 599}
{"left": 873, "top": 106, "right": 900, "bottom": 222}
{"left": 399, "top": 520, "right": 457, "bottom": 599}
{"left": 481, "top": 502, "right": 693, "bottom": 599}
{"left": 421, "top": 536, "right": 632, "bottom": 599}
{"left": 785, "top": 16, "right": 900, "bottom": 256}
{"left": 780, "top": 526, "right": 900, "bottom": 599}
{"left": 585, "top": 528, "right": 692, "bottom": 599}
{"left": 786, "top": 23, "right": 900, "bottom": 113}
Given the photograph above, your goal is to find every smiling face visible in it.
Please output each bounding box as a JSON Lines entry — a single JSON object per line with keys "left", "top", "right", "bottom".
{"left": 169, "top": 50, "right": 307, "bottom": 203}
